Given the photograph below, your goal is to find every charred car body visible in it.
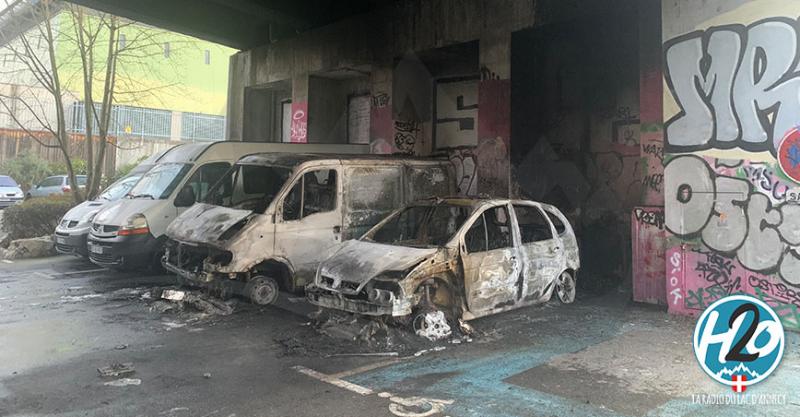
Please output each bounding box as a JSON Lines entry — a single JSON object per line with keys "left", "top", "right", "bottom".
{"left": 88, "top": 142, "right": 366, "bottom": 270}
{"left": 163, "top": 153, "right": 456, "bottom": 305}
{"left": 306, "top": 198, "right": 580, "bottom": 326}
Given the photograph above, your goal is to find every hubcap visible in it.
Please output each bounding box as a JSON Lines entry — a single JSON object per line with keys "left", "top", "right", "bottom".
{"left": 557, "top": 272, "right": 575, "bottom": 303}
{"left": 250, "top": 278, "right": 277, "bottom": 305}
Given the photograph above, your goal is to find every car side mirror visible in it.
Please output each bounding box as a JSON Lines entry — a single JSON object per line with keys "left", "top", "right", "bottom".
{"left": 174, "top": 186, "right": 196, "bottom": 207}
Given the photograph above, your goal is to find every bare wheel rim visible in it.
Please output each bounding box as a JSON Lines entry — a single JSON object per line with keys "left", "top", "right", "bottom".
{"left": 249, "top": 277, "right": 278, "bottom": 305}
{"left": 556, "top": 271, "right": 576, "bottom": 303}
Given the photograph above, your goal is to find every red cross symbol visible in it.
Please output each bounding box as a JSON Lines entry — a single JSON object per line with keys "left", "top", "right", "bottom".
{"left": 731, "top": 374, "right": 747, "bottom": 393}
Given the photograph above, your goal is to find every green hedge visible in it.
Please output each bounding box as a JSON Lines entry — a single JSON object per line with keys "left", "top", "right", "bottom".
{"left": 3, "top": 196, "right": 76, "bottom": 241}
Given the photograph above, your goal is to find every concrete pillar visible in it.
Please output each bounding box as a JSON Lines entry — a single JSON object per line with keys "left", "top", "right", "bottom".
{"left": 369, "top": 66, "right": 394, "bottom": 154}
{"left": 477, "top": 32, "right": 511, "bottom": 197}
{"left": 290, "top": 73, "right": 309, "bottom": 143}
{"left": 170, "top": 111, "right": 183, "bottom": 142}
{"left": 226, "top": 51, "right": 252, "bottom": 141}
{"left": 639, "top": 0, "right": 664, "bottom": 206}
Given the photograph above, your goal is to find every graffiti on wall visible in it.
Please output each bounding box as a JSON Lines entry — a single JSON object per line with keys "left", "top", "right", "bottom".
{"left": 370, "top": 92, "right": 394, "bottom": 154}
{"left": 664, "top": 18, "right": 800, "bottom": 155}
{"left": 448, "top": 148, "right": 478, "bottom": 196}
{"left": 632, "top": 206, "right": 666, "bottom": 305}
{"left": 435, "top": 79, "right": 478, "bottom": 149}
{"left": 666, "top": 246, "right": 800, "bottom": 329}
{"left": 394, "top": 120, "right": 419, "bottom": 155}
{"left": 665, "top": 155, "right": 800, "bottom": 286}
{"left": 290, "top": 101, "right": 308, "bottom": 143}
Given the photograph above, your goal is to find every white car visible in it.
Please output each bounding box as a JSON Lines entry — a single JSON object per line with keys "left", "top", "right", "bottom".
{"left": 0, "top": 175, "right": 24, "bottom": 208}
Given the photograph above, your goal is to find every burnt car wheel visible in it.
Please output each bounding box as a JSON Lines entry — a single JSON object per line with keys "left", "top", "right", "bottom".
{"left": 246, "top": 275, "right": 279, "bottom": 305}
{"left": 556, "top": 270, "right": 576, "bottom": 304}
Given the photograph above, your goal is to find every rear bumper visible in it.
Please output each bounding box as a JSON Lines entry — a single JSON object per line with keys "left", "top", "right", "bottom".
{"left": 87, "top": 232, "right": 160, "bottom": 268}
{"left": 54, "top": 227, "right": 89, "bottom": 256}
{"left": 306, "top": 285, "right": 411, "bottom": 316}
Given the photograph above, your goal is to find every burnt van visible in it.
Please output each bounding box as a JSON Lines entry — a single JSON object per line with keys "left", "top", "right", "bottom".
{"left": 87, "top": 142, "right": 367, "bottom": 270}
{"left": 163, "top": 153, "right": 456, "bottom": 305}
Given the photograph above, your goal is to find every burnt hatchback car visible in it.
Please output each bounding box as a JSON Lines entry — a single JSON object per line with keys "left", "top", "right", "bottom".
{"left": 306, "top": 198, "right": 579, "bottom": 327}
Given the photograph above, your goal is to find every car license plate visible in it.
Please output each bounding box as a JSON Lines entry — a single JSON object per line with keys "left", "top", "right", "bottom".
{"left": 55, "top": 236, "right": 66, "bottom": 244}
{"left": 89, "top": 244, "right": 103, "bottom": 254}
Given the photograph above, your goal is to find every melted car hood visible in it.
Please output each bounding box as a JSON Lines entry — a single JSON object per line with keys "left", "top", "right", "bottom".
{"left": 62, "top": 200, "right": 107, "bottom": 222}
{"left": 166, "top": 203, "right": 252, "bottom": 245}
{"left": 319, "top": 239, "right": 439, "bottom": 285}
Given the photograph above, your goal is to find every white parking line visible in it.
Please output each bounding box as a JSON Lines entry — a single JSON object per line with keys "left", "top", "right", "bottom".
{"left": 292, "top": 365, "right": 374, "bottom": 395}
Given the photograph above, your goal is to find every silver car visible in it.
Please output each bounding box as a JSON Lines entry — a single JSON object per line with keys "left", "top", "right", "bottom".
{"left": 0, "top": 175, "right": 24, "bottom": 208}
{"left": 307, "top": 198, "right": 580, "bottom": 329}
{"left": 27, "top": 175, "right": 87, "bottom": 199}
{"left": 54, "top": 174, "right": 143, "bottom": 257}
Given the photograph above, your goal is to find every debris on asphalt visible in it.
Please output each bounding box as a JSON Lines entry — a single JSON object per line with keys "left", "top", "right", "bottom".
{"left": 458, "top": 318, "right": 475, "bottom": 335}
{"left": 114, "top": 344, "right": 128, "bottom": 350}
{"left": 161, "top": 289, "right": 186, "bottom": 301}
{"left": 60, "top": 293, "right": 103, "bottom": 303}
{"left": 324, "top": 352, "right": 400, "bottom": 358}
{"left": 275, "top": 309, "right": 473, "bottom": 358}
{"left": 97, "top": 362, "right": 135, "bottom": 377}
{"left": 103, "top": 378, "right": 141, "bottom": 387}
{"left": 413, "top": 346, "right": 446, "bottom": 357}
{"left": 414, "top": 311, "right": 452, "bottom": 341}
{"left": 203, "top": 372, "right": 212, "bottom": 379}
{"left": 156, "top": 288, "right": 235, "bottom": 316}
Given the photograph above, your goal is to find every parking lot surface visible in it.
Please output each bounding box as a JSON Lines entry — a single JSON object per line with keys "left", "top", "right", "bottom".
{"left": 1, "top": 256, "right": 798, "bottom": 417}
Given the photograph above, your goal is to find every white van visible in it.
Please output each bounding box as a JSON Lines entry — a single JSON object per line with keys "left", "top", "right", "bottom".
{"left": 55, "top": 146, "right": 176, "bottom": 258}
{"left": 163, "top": 153, "right": 456, "bottom": 305}
{"left": 87, "top": 142, "right": 367, "bottom": 269}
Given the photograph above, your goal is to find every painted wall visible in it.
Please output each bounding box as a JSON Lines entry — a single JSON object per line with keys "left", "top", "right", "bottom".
{"left": 662, "top": 0, "right": 800, "bottom": 330}
{"left": 53, "top": 12, "right": 235, "bottom": 116}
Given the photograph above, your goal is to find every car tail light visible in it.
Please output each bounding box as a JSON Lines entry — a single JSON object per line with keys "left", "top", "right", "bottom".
{"left": 62, "top": 185, "right": 71, "bottom": 193}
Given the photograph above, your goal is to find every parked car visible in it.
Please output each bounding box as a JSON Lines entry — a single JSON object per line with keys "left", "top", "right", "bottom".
{"left": 27, "top": 175, "right": 87, "bottom": 199}
{"left": 87, "top": 142, "right": 368, "bottom": 270}
{"left": 54, "top": 148, "right": 177, "bottom": 258}
{"left": 163, "top": 154, "right": 456, "bottom": 305}
{"left": 0, "top": 175, "right": 24, "bottom": 208}
{"left": 306, "top": 198, "right": 580, "bottom": 329}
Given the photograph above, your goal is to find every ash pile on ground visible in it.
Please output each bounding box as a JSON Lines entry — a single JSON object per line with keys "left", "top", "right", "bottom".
{"left": 274, "top": 309, "right": 474, "bottom": 357}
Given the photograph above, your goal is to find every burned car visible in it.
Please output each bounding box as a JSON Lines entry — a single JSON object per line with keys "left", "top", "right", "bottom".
{"left": 306, "top": 198, "right": 579, "bottom": 328}
{"left": 163, "top": 153, "right": 456, "bottom": 305}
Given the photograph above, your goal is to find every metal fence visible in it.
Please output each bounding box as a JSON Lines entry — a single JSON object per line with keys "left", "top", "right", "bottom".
{"left": 69, "top": 102, "right": 172, "bottom": 139}
{"left": 181, "top": 112, "right": 225, "bottom": 142}
{"left": 68, "top": 102, "right": 225, "bottom": 142}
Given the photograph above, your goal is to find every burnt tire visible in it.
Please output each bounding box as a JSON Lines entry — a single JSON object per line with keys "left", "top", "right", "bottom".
{"left": 555, "top": 270, "right": 576, "bottom": 304}
{"left": 246, "top": 275, "right": 279, "bottom": 305}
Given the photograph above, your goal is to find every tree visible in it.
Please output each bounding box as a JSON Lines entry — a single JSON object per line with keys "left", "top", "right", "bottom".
{"left": 0, "top": 0, "right": 186, "bottom": 201}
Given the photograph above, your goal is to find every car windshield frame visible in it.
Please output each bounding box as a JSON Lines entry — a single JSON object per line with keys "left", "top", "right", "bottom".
{"left": 204, "top": 163, "right": 293, "bottom": 213}
{"left": 364, "top": 202, "right": 475, "bottom": 248}
{"left": 97, "top": 174, "right": 143, "bottom": 201}
{"left": 127, "top": 162, "right": 192, "bottom": 200}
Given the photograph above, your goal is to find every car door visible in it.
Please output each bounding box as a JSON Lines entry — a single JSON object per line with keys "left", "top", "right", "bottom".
{"left": 460, "top": 204, "right": 521, "bottom": 317}
{"left": 273, "top": 167, "right": 342, "bottom": 287}
{"left": 33, "top": 176, "right": 62, "bottom": 197}
{"left": 511, "top": 203, "right": 564, "bottom": 300}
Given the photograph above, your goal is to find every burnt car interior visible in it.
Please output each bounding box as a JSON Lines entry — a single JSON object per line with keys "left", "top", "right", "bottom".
{"left": 283, "top": 169, "right": 337, "bottom": 220}
{"left": 370, "top": 204, "right": 471, "bottom": 247}
{"left": 464, "top": 206, "right": 512, "bottom": 252}
{"left": 209, "top": 165, "right": 291, "bottom": 213}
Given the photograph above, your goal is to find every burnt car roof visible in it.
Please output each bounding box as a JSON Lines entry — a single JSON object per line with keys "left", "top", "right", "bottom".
{"left": 237, "top": 152, "right": 448, "bottom": 168}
